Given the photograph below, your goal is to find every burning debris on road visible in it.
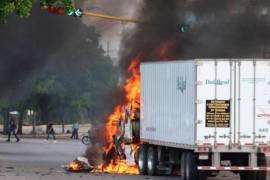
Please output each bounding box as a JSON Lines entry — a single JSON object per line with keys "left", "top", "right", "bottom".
{"left": 68, "top": 156, "right": 93, "bottom": 172}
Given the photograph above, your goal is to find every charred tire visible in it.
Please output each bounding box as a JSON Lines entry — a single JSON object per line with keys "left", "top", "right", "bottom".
{"left": 181, "top": 152, "right": 187, "bottom": 179}
{"left": 257, "top": 154, "right": 266, "bottom": 180}
{"left": 147, "top": 146, "right": 157, "bottom": 176}
{"left": 138, "top": 145, "right": 147, "bottom": 175}
{"left": 134, "top": 150, "right": 139, "bottom": 165}
{"left": 185, "top": 152, "right": 198, "bottom": 180}
{"left": 240, "top": 171, "right": 257, "bottom": 180}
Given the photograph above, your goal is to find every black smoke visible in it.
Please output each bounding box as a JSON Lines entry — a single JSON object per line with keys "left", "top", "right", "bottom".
{"left": 0, "top": 2, "right": 120, "bottom": 125}
{"left": 85, "top": 0, "right": 270, "bottom": 168}
{"left": 0, "top": 4, "right": 80, "bottom": 99}
{"left": 119, "top": 0, "right": 270, "bottom": 74}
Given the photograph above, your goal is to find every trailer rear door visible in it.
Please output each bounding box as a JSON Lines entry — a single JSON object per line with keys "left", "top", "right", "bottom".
{"left": 196, "top": 59, "right": 270, "bottom": 146}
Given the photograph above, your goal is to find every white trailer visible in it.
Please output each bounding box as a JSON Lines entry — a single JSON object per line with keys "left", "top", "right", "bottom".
{"left": 138, "top": 59, "right": 270, "bottom": 180}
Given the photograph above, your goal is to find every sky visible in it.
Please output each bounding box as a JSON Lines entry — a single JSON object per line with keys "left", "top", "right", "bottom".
{"left": 78, "top": 0, "right": 141, "bottom": 59}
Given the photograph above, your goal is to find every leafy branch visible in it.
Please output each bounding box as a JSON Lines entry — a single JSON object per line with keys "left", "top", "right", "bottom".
{"left": 0, "top": 0, "right": 74, "bottom": 23}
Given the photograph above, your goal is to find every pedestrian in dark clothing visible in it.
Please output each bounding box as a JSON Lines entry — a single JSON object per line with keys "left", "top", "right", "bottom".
{"left": 46, "top": 122, "right": 56, "bottom": 141}
{"left": 70, "top": 122, "right": 79, "bottom": 140}
{"left": 6, "top": 118, "right": 20, "bottom": 142}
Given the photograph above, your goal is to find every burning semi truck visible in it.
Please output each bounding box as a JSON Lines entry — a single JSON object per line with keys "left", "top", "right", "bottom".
{"left": 103, "top": 59, "right": 270, "bottom": 180}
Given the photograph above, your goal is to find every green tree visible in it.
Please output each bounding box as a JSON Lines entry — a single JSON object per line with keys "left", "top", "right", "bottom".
{"left": 0, "top": 0, "right": 32, "bottom": 23}
{"left": 0, "top": 0, "right": 74, "bottom": 23}
{"left": 0, "top": 2, "right": 120, "bottom": 133}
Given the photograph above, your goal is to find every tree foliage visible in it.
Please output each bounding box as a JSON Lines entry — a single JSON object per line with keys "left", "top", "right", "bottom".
{"left": 0, "top": 3, "right": 120, "bottom": 129}
{"left": 0, "top": 0, "right": 74, "bottom": 23}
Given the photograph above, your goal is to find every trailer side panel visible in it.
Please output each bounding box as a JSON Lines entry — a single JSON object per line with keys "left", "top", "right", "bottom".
{"left": 140, "top": 60, "right": 195, "bottom": 147}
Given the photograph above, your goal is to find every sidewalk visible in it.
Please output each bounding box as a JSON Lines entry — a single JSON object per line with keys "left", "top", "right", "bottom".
{"left": 0, "top": 132, "right": 87, "bottom": 140}
{"left": 0, "top": 124, "right": 91, "bottom": 140}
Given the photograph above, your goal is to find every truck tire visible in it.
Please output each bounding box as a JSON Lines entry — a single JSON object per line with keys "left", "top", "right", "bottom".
{"left": 134, "top": 150, "right": 139, "bottom": 165}
{"left": 181, "top": 152, "right": 187, "bottom": 179}
{"left": 138, "top": 145, "right": 147, "bottom": 175}
{"left": 197, "top": 159, "right": 209, "bottom": 180}
{"left": 240, "top": 171, "right": 257, "bottom": 180}
{"left": 185, "top": 152, "right": 198, "bottom": 180}
{"left": 147, "top": 146, "right": 157, "bottom": 176}
{"left": 257, "top": 154, "right": 266, "bottom": 180}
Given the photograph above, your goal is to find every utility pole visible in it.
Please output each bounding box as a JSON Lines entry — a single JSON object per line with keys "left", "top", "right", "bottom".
{"left": 32, "top": 111, "right": 36, "bottom": 134}
{"left": 107, "top": 41, "right": 110, "bottom": 57}
{"left": 62, "top": 118, "right": 65, "bottom": 133}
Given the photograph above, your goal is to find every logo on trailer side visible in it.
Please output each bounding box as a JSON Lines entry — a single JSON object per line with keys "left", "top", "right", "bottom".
{"left": 177, "top": 76, "right": 186, "bottom": 93}
{"left": 205, "top": 79, "right": 230, "bottom": 85}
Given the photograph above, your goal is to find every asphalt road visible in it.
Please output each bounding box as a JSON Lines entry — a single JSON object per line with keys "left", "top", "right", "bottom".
{"left": 0, "top": 137, "right": 241, "bottom": 180}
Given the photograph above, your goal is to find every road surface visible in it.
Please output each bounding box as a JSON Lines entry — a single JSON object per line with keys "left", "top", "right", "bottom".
{"left": 0, "top": 138, "right": 241, "bottom": 180}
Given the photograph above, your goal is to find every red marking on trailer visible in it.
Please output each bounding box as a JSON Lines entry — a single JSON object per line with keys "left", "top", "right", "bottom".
{"left": 198, "top": 166, "right": 270, "bottom": 171}
{"left": 258, "top": 144, "right": 268, "bottom": 147}
{"left": 216, "top": 143, "right": 225, "bottom": 146}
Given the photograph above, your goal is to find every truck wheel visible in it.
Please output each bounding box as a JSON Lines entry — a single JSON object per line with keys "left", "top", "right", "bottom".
{"left": 181, "top": 152, "right": 187, "bottom": 180}
{"left": 185, "top": 152, "right": 198, "bottom": 180}
{"left": 240, "top": 171, "right": 257, "bottom": 180}
{"left": 257, "top": 154, "right": 266, "bottom": 180}
{"left": 147, "top": 146, "right": 157, "bottom": 176}
{"left": 134, "top": 150, "right": 139, "bottom": 165}
{"left": 138, "top": 145, "right": 147, "bottom": 175}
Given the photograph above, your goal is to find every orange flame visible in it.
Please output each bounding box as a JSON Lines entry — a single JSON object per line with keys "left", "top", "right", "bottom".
{"left": 125, "top": 57, "right": 141, "bottom": 104}
{"left": 104, "top": 55, "right": 141, "bottom": 144}
{"left": 102, "top": 160, "right": 139, "bottom": 174}
{"left": 78, "top": 48, "right": 171, "bottom": 175}
{"left": 104, "top": 105, "right": 124, "bottom": 143}
{"left": 93, "top": 55, "right": 142, "bottom": 175}
{"left": 158, "top": 40, "right": 175, "bottom": 60}
{"left": 69, "top": 160, "right": 84, "bottom": 171}
{"left": 92, "top": 159, "right": 139, "bottom": 175}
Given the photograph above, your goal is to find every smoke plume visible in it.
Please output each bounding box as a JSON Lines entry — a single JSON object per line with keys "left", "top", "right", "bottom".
{"left": 79, "top": 0, "right": 141, "bottom": 58}
{"left": 119, "top": 0, "right": 270, "bottom": 74}
{"left": 0, "top": 4, "right": 81, "bottom": 99}
{"left": 0, "top": 2, "right": 120, "bottom": 126}
{"left": 84, "top": 0, "right": 270, "bottom": 167}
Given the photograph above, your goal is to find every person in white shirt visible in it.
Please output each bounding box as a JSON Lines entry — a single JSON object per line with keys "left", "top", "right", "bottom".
{"left": 71, "top": 122, "right": 80, "bottom": 140}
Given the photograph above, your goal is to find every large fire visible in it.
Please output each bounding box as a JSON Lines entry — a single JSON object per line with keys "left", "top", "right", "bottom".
{"left": 68, "top": 48, "right": 172, "bottom": 174}
{"left": 68, "top": 55, "right": 141, "bottom": 174}
{"left": 104, "top": 55, "right": 141, "bottom": 143}
{"left": 92, "top": 55, "right": 142, "bottom": 175}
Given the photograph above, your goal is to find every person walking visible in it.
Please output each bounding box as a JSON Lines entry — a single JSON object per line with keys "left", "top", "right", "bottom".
{"left": 6, "top": 118, "right": 20, "bottom": 142}
{"left": 70, "top": 122, "right": 79, "bottom": 140}
{"left": 46, "top": 122, "right": 56, "bottom": 142}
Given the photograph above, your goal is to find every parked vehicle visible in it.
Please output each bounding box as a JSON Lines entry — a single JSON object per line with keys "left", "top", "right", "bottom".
{"left": 126, "top": 59, "right": 270, "bottom": 180}
{"left": 81, "top": 135, "right": 91, "bottom": 145}
{"left": 81, "top": 129, "right": 92, "bottom": 145}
